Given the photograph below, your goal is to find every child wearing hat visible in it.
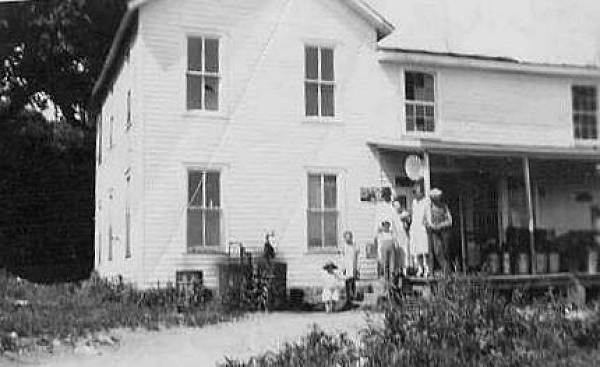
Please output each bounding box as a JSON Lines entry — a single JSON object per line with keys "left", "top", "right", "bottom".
{"left": 321, "top": 261, "right": 343, "bottom": 313}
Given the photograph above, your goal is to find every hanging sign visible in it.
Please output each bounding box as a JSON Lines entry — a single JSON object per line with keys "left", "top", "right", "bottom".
{"left": 404, "top": 155, "right": 424, "bottom": 181}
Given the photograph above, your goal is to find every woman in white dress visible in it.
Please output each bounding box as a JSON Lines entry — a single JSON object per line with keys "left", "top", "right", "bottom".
{"left": 410, "top": 180, "right": 430, "bottom": 277}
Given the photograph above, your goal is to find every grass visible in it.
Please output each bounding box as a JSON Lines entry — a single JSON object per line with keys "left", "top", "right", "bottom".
{"left": 222, "top": 276, "right": 600, "bottom": 367}
{"left": 0, "top": 270, "right": 240, "bottom": 351}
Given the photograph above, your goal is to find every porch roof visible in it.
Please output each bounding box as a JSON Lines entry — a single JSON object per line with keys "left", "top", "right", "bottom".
{"left": 368, "top": 138, "right": 600, "bottom": 161}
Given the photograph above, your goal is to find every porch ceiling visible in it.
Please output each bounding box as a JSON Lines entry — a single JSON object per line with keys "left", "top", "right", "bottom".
{"left": 368, "top": 138, "right": 600, "bottom": 161}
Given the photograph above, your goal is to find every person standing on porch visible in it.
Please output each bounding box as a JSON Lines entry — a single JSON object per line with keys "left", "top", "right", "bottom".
{"left": 410, "top": 180, "right": 431, "bottom": 277}
{"left": 392, "top": 198, "right": 410, "bottom": 274}
{"left": 375, "top": 220, "right": 397, "bottom": 287}
{"left": 342, "top": 230, "right": 359, "bottom": 307}
{"left": 425, "top": 188, "right": 453, "bottom": 276}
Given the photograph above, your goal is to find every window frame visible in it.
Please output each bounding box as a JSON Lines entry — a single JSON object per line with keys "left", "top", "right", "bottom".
{"left": 304, "top": 44, "right": 337, "bottom": 120}
{"left": 126, "top": 89, "right": 132, "bottom": 130}
{"left": 185, "top": 167, "right": 224, "bottom": 253}
{"left": 402, "top": 69, "right": 439, "bottom": 136}
{"left": 185, "top": 35, "right": 222, "bottom": 113}
{"left": 97, "top": 112, "right": 103, "bottom": 166}
{"left": 107, "top": 189, "right": 114, "bottom": 261}
{"left": 571, "top": 84, "right": 599, "bottom": 142}
{"left": 306, "top": 171, "right": 341, "bottom": 251}
{"left": 125, "top": 174, "right": 132, "bottom": 259}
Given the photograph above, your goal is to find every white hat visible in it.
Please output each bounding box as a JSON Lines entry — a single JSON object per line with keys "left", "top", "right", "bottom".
{"left": 430, "top": 188, "right": 443, "bottom": 198}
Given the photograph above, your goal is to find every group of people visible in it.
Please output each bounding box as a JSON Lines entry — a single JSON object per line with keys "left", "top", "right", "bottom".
{"left": 321, "top": 180, "right": 454, "bottom": 312}
{"left": 376, "top": 180, "right": 453, "bottom": 284}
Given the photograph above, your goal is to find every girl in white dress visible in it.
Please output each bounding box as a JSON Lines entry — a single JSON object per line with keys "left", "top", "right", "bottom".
{"left": 410, "top": 181, "right": 431, "bottom": 277}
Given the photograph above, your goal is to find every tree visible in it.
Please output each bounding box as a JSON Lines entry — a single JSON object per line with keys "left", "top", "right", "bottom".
{"left": 0, "top": 1, "right": 125, "bottom": 281}
{"left": 0, "top": 0, "right": 126, "bottom": 126}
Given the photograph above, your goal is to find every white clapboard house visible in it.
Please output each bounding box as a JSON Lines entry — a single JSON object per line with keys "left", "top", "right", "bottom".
{"left": 91, "top": 0, "right": 600, "bottom": 291}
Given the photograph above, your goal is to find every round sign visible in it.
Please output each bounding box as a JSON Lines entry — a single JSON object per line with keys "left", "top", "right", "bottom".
{"left": 404, "top": 155, "right": 423, "bottom": 181}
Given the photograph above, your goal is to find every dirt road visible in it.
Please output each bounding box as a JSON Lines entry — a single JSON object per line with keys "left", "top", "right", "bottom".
{"left": 6, "top": 311, "right": 376, "bottom": 367}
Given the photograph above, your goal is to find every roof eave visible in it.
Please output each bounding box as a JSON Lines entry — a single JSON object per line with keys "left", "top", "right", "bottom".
{"left": 378, "top": 48, "right": 600, "bottom": 78}
{"left": 344, "top": 0, "right": 395, "bottom": 39}
{"left": 89, "top": 3, "right": 139, "bottom": 110}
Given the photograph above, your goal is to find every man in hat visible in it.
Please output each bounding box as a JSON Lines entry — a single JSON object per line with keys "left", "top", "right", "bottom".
{"left": 425, "top": 188, "right": 453, "bottom": 276}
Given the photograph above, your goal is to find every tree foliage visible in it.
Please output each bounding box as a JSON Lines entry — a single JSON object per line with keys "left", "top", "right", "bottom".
{"left": 0, "top": 1, "right": 125, "bottom": 281}
{"left": 1, "top": 0, "right": 126, "bottom": 125}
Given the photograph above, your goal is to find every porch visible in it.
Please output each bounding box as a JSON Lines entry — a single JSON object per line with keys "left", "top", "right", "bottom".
{"left": 366, "top": 138, "right": 600, "bottom": 300}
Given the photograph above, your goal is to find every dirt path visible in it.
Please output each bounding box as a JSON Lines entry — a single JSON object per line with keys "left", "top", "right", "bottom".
{"left": 6, "top": 310, "right": 377, "bottom": 367}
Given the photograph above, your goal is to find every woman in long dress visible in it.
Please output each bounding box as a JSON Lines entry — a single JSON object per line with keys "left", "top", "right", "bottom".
{"left": 410, "top": 180, "right": 430, "bottom": 277}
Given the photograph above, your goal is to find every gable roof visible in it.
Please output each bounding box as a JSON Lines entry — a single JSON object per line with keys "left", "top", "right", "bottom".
{"left": 90, "top": 0, "right": 394, "bottom": 108}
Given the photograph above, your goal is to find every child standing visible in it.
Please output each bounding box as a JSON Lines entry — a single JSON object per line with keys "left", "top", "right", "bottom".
{"left": 342, "top": 231, "right": 359, "bottom": 307}
{"left": 321, "top": 261, "right": 343, "bottom": 313}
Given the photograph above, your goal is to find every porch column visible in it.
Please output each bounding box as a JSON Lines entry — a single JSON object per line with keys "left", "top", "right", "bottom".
{"left": 523, "top": 156, "right": 536, "bottom": 274}
{"left": 459, "top": 192, "right": 467, "bottom": 274}
{"left": 423, "top": 151, "right": 431, "bottom": 195}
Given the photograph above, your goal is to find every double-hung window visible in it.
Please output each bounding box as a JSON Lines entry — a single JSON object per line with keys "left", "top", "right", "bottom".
{"left": 307, "top": 173, "right": 338, "bottom": 248}
{"left": 572, "top": 85, "right": 598, "bottom": 140}
{"left": 187, "top": 37, "right": 220, "bottom": 111}
{"left": 305, "top": 46, "right": 335, "bottom": 117}
{"left": 108, "top": 225, "right": 113, "bottom": 261}
{"left": 187, "top": 170, "right": 221, "bottom": 251}
{"left": 405, "top": 71, "right": 435, "bottom": 133}
{"left": 126, "top": 89, "right": 132, "bottom": 130}
{"left": 125, "top": 176, "right": 131, "bottom": 259}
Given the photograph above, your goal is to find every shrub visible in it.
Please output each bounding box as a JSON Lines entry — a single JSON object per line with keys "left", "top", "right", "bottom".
{"left": 0, "top": 269, "right": 237, "bottom": 350}
{"left": 224, "top": 275, "right": 600, "bottom": 367}
{"left": 221, "top": 326, "right": 359, "bottom": 367}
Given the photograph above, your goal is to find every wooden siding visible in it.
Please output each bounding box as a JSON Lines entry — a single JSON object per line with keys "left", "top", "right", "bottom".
{"left": 95, "top": 30, "right": 145, "bottom": 285}
{"left": 97, "top": 0, "right": 600, "bottom": 289}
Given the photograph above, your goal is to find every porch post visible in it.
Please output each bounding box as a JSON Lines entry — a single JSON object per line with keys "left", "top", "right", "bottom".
{"left": 459, "top": 192, "right": 467, "bottom": 274}
{"left": 523, "top": 156, "right": 536, "bottom": 274}
{"left": 423, "top": 151, "right": 431, "bottom": 195}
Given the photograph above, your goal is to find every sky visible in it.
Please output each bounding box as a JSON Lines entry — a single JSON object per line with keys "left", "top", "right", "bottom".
{"left": 366, "top": 0, "right": 600, "bottom": 66}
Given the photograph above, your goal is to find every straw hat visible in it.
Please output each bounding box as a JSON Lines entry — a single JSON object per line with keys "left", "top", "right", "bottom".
{"left": 430, "top": 188, "right": 443, "bottom": 198}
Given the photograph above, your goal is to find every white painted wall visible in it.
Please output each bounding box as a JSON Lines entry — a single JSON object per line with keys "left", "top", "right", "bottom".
{"left": 95, "top": 0, "right": 600, "bottom": 289}
{"left": 95, "top": 30, "right": 145, "bottom": 285}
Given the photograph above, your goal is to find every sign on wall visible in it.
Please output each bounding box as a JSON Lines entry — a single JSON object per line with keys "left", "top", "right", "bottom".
{"left": 360, "top": 186, "right": 392, "bottom": 202}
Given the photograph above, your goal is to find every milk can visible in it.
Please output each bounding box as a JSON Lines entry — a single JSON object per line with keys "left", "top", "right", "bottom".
{"left": 548, "top": 252, "right": 560, "bottom": 273}
{"left": 502, "top": 252, "right": 511, "bottom": 275}
{"left": 535, "top": 253, "right": 548, "bottom": 273}
{"left": 588, "top": 249, "right": 598, "bottom": 274}
{"left": 488, "top": 252, "right": 500, "bottom": 274}
{"left": 517, "top": 253, "right": 530, "bottom": 274}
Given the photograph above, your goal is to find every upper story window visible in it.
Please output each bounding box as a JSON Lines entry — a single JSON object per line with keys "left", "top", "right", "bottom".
{"left": 187, "top": 37, "right": 220, "bottom": 111}
{"left": 405, "top": 71, "right": 435, "bottom": 133}
{"left": 305, "top": 46, "right": 335, "bottom": 117}
{"left": 97, "top": 113, "right": 103, "bottom": 165}
{"left": 187, "top": 170, "right": 221, "bottom": 251}
{"left": 572, "top": 85, "right": 598, "bottom": 140}
{"left": 307, "top": 173, "right": 338, "bottom": 248}
{"left": 109, "top": 115, "right": 114, "bottom": 148}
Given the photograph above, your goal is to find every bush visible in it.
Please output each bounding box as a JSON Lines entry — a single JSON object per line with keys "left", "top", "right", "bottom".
{"left": 221, "top": 327, "right": 359, "bottom": 367}
{"left": 224, "top": 275, "right": 600, "bottom": 367}
{"left": 0, "top": 269, "right": 238, "bottom": 350}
